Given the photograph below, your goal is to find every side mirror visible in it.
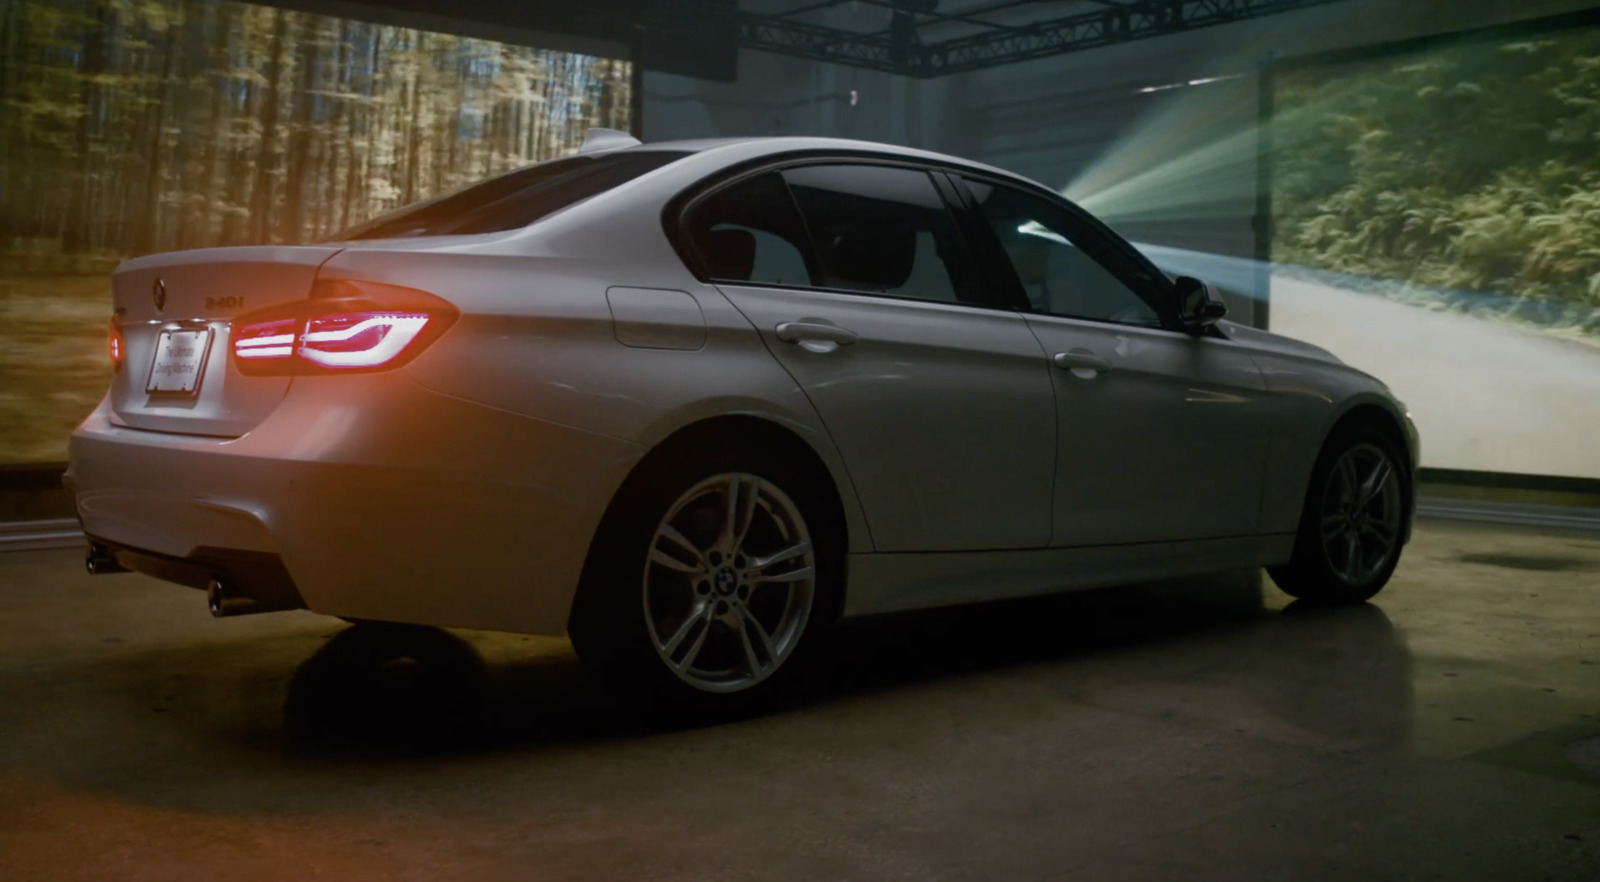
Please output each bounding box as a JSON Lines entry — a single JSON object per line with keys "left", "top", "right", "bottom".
{"left": 1175, "top": 276, "right": 1227, "bottom": 332}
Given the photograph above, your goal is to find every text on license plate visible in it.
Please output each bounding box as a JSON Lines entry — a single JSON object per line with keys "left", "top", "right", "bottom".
{"left": 146, "top": 329, "right": 213, "bottom": 394}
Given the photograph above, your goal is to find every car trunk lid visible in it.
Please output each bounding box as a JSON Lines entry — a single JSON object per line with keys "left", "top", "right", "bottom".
{"left": 108, "top": 245, "right": 342, "bottom": 436}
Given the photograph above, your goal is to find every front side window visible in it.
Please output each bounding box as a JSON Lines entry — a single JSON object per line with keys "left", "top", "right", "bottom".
{"left": 964, "top": 179, "right": 1167, "bottom": 328}
{"left": 782, "top": 164, "right": 975, "bottom": 304}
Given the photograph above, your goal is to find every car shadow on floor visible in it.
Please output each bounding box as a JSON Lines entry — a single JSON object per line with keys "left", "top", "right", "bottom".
{"left": 279, "top": 570, "right": 1411, "bottom": 756}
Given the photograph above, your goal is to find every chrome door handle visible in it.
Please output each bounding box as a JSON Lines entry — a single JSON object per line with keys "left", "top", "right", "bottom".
{"left": 1053, "top": 350, "right": 1111, "bottom": 373}
{"left": 775, "top": 321, "right": 859, "bottom": 346}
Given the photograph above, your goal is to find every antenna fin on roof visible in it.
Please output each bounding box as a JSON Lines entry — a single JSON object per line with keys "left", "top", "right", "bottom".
{"left": 580, "top": 127, "right": 642, "bottom": 154}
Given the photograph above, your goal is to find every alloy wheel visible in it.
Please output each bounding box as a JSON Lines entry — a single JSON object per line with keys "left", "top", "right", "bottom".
{"left": 642, "top": 473, "right": 816, "bottom": 693}
{"left": 1319, "top": 442, "right": 1403, "bottom": 586}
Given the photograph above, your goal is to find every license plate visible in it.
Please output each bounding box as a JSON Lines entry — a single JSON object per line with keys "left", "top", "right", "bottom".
{"left": 146, "top": 328, "right": 213, "bottom": 395}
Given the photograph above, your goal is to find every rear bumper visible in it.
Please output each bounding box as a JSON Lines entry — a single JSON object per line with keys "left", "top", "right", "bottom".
{"left": 87, "top": 534, "right": 306, "bottom": 613}
{"left": 68, "top": 372, "right": 646, "bottom": 635}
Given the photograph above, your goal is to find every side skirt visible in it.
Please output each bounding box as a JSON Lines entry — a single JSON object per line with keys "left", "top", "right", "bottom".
{"left": 841, "top": 534, "right": 1296, "bottom": 618}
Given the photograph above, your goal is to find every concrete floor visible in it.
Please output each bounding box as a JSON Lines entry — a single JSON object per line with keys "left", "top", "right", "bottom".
{"left": 1, "top": 520, "right": 1598, "bottom": 881}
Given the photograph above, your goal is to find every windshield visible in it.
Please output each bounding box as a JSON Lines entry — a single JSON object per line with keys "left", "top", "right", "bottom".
{"left": 333, "top": 150, "right": 690, "bottom": 241}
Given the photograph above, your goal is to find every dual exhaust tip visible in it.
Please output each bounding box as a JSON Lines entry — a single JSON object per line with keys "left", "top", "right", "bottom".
{"left": 206, "top": 576, "right": 302, "bottom": 618}
{"left": 206, "top": 577, "right": 263, "bottom": 618}
{"left": 84, "top": 544, "right": 267, "bottom": 618}
{"left": 84, "top": 543, "right": 128, "bottom": 576}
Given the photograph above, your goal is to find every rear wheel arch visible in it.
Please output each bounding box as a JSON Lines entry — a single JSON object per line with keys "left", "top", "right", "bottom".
{"left": 576, "top": 414, "right": 853, "bottom": 628}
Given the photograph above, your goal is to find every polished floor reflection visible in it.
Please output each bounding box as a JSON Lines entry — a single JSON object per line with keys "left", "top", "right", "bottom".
{"left": 0, "top": 520, "right": 1596, "bottom": 880}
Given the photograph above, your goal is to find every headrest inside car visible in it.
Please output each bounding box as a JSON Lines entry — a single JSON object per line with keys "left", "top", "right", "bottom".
{"left": 824, "top": 221, "right": 915, "bottom": 290}
{"left": 702, "top": 227, "right": 757, "bottom": 281}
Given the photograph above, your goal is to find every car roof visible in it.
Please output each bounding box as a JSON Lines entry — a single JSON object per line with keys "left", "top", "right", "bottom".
{"left": 616, "top": 136, "right": 1044, "bottom": 191}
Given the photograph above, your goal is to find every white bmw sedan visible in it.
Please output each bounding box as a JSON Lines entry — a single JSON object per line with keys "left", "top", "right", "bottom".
{"left": 69, "top": 130, "right": 1418, "bottom": 711}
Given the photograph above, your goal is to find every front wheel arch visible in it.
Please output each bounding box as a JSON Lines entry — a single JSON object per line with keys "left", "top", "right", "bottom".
{"left": 1269, "top": 416, "right": 1410, "bottom": 604}
{"left": 1319, "top": 403, "right": 1415, "bottom": 539}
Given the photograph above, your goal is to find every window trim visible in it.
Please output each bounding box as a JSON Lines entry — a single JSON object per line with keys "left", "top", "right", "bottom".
{"left": 930, "top": 170, "right": 1034, "bottom": 313}
{"left": 947, "top": 172, "right": 1185, "bottom": 333}
{"left": 664, "top": 151, "right": 1035, "bottom": 315}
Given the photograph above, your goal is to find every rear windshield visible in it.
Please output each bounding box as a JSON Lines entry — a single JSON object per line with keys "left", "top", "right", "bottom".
{"left": 333, "top": 150, "right": 690, "bottom": 240}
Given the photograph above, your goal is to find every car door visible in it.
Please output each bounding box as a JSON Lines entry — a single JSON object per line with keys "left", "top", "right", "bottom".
{"left": 678, "top": 162, "right": 1056, "bottom": 553}
{"left": 951, "top": 175, "right": 1270, "bottom": 547}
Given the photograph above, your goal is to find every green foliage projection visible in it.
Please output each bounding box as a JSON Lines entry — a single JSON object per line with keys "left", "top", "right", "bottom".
{"left": 0, "top": 0, "right": 632, "bottom": 263}
{"left": 1273, "top": 30, "right": 1600, "bottom": 333}
{"left": 0, "top": 0, "right": 631, "bottom": 463}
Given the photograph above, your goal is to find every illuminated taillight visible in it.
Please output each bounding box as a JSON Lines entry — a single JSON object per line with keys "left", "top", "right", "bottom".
{"left": 108, "top": 318, "right": 124, "bottom": 372}
{"left": 234, "top": 317, "right": 298, "bottom": 361}
{"left": 299, "top": 313, "right": 432, "bottom": 368}
{"left": 231, "top": 280, "right": 458, "bottom": 376}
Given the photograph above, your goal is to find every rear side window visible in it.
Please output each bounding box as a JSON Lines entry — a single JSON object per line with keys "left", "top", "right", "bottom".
{"left": 684, "top": 172, "right": 818, "bottom": 287}
{"left": 781, "top": 164, "right": 974, "bottom": 303}
{"left": 334, "top": 150, "right": 689, "bottom": 240}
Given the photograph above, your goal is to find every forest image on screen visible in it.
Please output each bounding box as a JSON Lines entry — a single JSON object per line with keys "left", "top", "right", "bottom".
{"left": 0, "top": 0, "right": 631, "bottom": 463}
{"left": 1269, "top": 28, "right": 1600, "bottom": 480}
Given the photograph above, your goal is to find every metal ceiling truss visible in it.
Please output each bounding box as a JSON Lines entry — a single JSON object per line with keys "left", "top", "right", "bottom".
{"left": 737, "top": 13, "right": 907, "bottom": 74}
{"left": 721, "top": 0, "right": 1357, "bottom": 77}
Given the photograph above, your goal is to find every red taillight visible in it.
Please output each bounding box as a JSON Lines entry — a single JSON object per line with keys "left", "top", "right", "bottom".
{"left": 299, "top": 313, "right": 433, "bottom": 368}
{"left": 231, "top": 280, "right": 458, "bottom": 376}
{"left": 108, "top": 318, "right": 124, "bottom": 372}
{"left": 234, "top": 317, "right": 299, "bottom": 362}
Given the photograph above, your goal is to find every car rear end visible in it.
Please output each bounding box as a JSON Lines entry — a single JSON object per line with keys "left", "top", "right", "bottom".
{"left": 67, "top": 147, "right": 699, "bottom": 633}
{"left": 75, "top": 246, "right": 342, "bottom": 614}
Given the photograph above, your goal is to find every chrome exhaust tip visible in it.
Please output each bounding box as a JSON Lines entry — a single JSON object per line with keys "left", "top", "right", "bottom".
{"left": 206, "top": 577, "right": 260, "bottom": 618}
{"left": 85, "top": 543, "right": 127, "bottom": 575}
{"left": 206, "top": 578, "right": 226, "bottom": 617}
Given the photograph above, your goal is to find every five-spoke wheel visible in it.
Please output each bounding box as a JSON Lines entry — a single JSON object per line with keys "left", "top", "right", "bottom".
{"left": 1317, "top": 442, "right": 1403, "bottom": 587}
{"left": 1269, "top": 422, "right": 1409, "bottom": 605}
{"left": 568, "top": 442, "right": 837, "bottom": 716}
{"left": 644, "top": 473, "right": 816, "bottom": 693}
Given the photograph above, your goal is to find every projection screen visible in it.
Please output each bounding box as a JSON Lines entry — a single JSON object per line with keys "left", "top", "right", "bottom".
{"left": 0, "top": 0, "right": 632, "bottom": 464}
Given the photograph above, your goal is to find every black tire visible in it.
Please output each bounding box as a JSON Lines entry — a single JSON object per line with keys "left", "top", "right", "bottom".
{"left": 568, "top": 441, "right": 842, "bottom": 720}
{"left": 1268, "top": 422, "right": 1409, "bottom": 605}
